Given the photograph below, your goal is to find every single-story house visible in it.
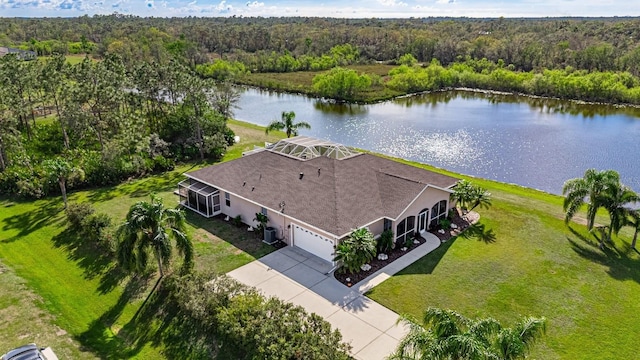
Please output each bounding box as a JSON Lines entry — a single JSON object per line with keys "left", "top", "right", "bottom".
{"left": 177, "top": 136, "right": 459, "bottom": 264}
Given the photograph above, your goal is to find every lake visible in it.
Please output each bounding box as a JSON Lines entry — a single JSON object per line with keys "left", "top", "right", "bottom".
{"left": 235, "top": 88, "right": 640, "bottom": 194}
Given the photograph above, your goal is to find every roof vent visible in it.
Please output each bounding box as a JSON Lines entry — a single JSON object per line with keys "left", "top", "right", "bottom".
{"left": 299, "top": 172, "right": 304, "bottom": 180}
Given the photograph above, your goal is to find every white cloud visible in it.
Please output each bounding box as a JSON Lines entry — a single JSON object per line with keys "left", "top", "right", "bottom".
{"left": 378, "top": 0, "right": 408, "bottom": 6}
{"left": 436, "top": 0, "right": 455, "bottom": 4}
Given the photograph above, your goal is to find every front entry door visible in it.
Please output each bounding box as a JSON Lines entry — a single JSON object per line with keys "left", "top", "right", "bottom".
{"left": 418, "top": 210, "right": 428, "bottom": 233}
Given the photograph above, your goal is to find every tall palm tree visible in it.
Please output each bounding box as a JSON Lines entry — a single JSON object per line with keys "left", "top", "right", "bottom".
{"left": 562, "top": 169, "right": 620, "bottom": 230}
{"left": 390, "top": 307, "right": 546, "bottom": 360}
{"left": 117, "top": 195, "right": 193, "bottom": 278}
{"left": 264, "top": 111, "right": 311, "bottom": 138}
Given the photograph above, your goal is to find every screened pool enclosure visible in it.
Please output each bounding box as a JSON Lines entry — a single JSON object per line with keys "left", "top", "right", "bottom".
{"left": 177, "top": 179, "right": 221, "bottom": 217}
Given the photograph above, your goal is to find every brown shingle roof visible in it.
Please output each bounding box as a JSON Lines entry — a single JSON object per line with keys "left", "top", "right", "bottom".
{"left": 186, "top": 149, "right": 458, "bottom": 237}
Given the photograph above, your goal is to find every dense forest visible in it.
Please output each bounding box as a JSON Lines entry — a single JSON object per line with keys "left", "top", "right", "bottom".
{"left": 3, "top": 16, "right": 640, "bottom": 74}
{"left": 0, "top": 53, "right": 236, "bottom": 198}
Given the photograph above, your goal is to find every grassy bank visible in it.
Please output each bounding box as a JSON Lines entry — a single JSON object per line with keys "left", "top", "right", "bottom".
{"left": 0, "top": 122, "right": 283, "bottom": 358}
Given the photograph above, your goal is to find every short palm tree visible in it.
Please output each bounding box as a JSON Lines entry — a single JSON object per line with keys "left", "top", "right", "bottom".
{"left": 333, "top": 227, "right": 376, "bottom": 274}
{"left": 117, "top": 195, "right": 193, "bottom": 278}
{"left": 600, "top": 182, "right": 639, "bottom": 246}
{"left": 628, "top": 210, "right": 640, "bottom": 250}
{"left": 562, "top": 169, "right": 620, "bottom": 230}
{"left": 390, "top": 307, "right": 546, "bottom": 360}
{"left": 264, "top": 111, "right": 311, "bottom": 138}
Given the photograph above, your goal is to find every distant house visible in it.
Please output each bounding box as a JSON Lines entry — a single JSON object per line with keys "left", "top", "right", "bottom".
{"left": 0, "top": 46, "right": 37, "bottom": 61}
{"left": 178, "top": 136, "right": 458, "bottom": 263}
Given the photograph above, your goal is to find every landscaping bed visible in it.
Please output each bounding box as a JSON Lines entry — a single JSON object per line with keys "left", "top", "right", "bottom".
{"left": 333, "top": 210, "right": 478, "bottom": 287}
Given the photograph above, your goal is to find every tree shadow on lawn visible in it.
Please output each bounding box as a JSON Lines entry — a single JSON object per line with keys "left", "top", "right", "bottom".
{"left": 116, "top": 280, "right": 215, "bottom": 359}
{"left": 1, "top": 199, "right": 63, "bottom": 243}
{"left": 567, "top": 226, "right": 640, "bottom": 284}
{"left": 459, "top": 223, "right": 497, "bottom": 244}
{"left": 51, "top": 228, "right": 127, "bottom": 295}
{"left": 86, "top": 164, "right": 200, "bottom": 203}
{"left": 77, "top": 276, "right": 152, "bottom": 359}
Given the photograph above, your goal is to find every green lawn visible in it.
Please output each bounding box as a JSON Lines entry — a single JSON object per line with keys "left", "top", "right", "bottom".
{"left": 2, "top": 119, "right": 638, "bottom": 359}
{"left": 0, "top": 121, "right": 283, "bottom": 358}
{"left": 367, "top": 162, "right": 640, "bottom": 359}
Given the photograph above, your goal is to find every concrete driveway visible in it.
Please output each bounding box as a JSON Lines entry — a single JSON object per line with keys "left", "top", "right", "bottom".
{"left": 227, "top": 235, "right": 441, "bottom": 360}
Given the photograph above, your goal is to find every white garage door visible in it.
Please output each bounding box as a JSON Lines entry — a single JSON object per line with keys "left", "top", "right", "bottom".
{"left": 292, "top": 224, "right": 335, "bottom": 263}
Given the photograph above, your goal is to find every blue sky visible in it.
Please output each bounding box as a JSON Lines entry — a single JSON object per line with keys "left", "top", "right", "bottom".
{"left": 1, "top": 0, "right": 639, "bottom": 18}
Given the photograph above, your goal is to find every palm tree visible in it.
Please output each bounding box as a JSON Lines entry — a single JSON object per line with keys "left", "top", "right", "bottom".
{"left": 628, "top": 210, "right": 640, "bottom": 250}
{"left": 390, "top": 308, "right": 546, "bottom": 360}
{"left": 600, "top": 182, "right": 639, "bottom": 247}
{"left": 452, "top": 180, "right": 492, "bottom": 213}
{"left": 264, "top": 111, "right": 311, "bottom": 138}
{"left": 117, "top": 195, "right": 193, "bottom": 278}
{"left": 562, "top": 169, "right": 620, "bottom": 231}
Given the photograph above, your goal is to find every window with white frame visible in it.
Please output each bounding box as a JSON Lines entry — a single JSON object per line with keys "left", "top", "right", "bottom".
{"left": 225, "top": 192, "right": 231, "bottom": 207}
{"left": 430, "top": 200, "right": 448, "bottom": 228}
{"left": 261, "top": 207, "right": 267, "bottom": 215}
{"left": 396, "top": 216, "right": 416, "bottom": 245}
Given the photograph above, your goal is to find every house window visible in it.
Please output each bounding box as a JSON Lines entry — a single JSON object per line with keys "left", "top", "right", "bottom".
{"left": 396, "top": 216, "right": 416, "bottom": 245}
{"left": 261, "top": 207, "right": 268, "bottom": 215}
{"left": 383, "top": 218, "right": 392, "bottom": 232}
{"left": 430, "top": 200, "right": 448, "bottom": 228}
{"left": 225, "top": 192, "right": 231, "bottom": 207}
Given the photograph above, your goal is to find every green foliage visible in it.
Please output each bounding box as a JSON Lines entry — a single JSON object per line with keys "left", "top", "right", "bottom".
{"left": 65, "top": 202, "right": 96, "bottom": 230}
{"left": 81, "top": 212, "right": 114, "bottom": 251}
{"left": 334, "top": 227, "right": 377, "bottom": 274}
{"left": 156, "top": 271, "right": 352, "bottom": 359}
{"left": 452, "top": 179, "right": 492, "bottom": 212}
{"left": 253, "top": 212, "right": 269, "bottom": 237}
{"left": 264, "top": 110, "right": 311, "bottom": 138}
{"left": 117, "top": 195, "right": 193, "bottom": 277}
{"left": 440, "top": 218, "right": 452, "bottom": 230}
{"left": 312, "top": 67, "right": 372, "bottom": 101}
{"left": 377, "top": 229, "right": 394, "bottom": 254}
{"left": 232, "top": 214, "right": 243, "bottom": 227}
{"left": 196, "top": 59, "right": 248, "bottom": 81}
{"left": 398, "top": 53, "right": 418, "bottom": 66}
{"left": 391, "top": 308, "right": 546, "bottom": 360}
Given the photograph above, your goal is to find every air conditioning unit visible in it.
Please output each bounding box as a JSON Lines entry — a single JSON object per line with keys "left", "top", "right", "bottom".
{"left": 263, "top": 226, "right": 277, "bottom": 244}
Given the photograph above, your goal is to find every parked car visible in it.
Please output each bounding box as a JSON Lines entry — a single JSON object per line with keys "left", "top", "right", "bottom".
{"left": 1, "top": 344, "right": 58, "bottom": 360}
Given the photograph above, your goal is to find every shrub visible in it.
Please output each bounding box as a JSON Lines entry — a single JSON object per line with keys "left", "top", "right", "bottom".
{"left": 66, "top": 203, "right": 95, "bottom": 229}
{"left": 81, "top": 212, "right": 114, "bottom": 251}
{"left": 334, "top": 228, "right": 377, "bottom": 274}
{"left": 377, "top": 229, "right": 394, "bottom": 253}
{"left": 232, "top": 214, "right": 242, "bottom": 227}
{"left": 440, "top": 218, "right": 452, "bottom": 230}
{"left": 157, "top": 272, "right": 352, "bottom": 359}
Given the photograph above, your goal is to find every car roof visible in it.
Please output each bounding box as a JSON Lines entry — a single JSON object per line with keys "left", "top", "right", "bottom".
{"left": 2, "top": 344, "right": 45, "bottom": 360}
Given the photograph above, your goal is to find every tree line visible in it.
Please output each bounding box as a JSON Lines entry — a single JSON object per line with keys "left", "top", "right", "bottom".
{"left": 0, "top": 53, "right": 237, "bottom": 199}
{"left": 4, "top": 16, "right": 640, "bottom": 74}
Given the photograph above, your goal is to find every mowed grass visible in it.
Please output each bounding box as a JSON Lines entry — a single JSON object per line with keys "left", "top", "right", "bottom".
{"left": 239, "top": 64, "right": 404, "bottom": 102}
{"left": 0, "top": 121, "right": 283, "bottom": 358}
{"left": 367, "top": 160, "right": 640, "bottom": 359}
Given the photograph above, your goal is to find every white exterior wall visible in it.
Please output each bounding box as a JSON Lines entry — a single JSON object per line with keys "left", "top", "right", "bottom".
{"left": 220, "top": 191, "right": 338, "bottom": 247}
{"left": 393, "top": 186, "right": 452, "bottom": 233}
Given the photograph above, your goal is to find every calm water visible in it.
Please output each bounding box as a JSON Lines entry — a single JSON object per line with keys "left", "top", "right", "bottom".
{"left": 235, "top": 88, "right": 640, "bottom": 194}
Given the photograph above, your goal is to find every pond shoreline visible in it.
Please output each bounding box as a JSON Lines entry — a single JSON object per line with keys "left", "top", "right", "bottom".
{"left": 237, "top": 83, "right": 640, "bottom": 110}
